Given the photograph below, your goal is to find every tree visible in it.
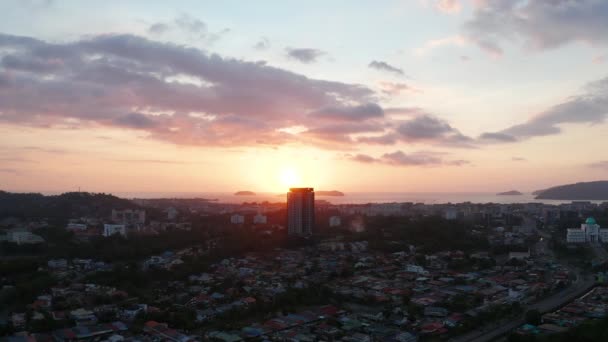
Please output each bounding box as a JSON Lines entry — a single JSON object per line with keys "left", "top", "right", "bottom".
{"left": 525, "top": 309, "right": 542, "bottom": 326}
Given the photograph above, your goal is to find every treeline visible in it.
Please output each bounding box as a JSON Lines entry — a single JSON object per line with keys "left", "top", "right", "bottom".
{"left": 0, "top": 191, "right": 139, "bottom": 223}
{"left": 363, "top": 215, "right": 489, "bottom": 253}
{"left": 508, "top": 316, "right": 608, "bottom": 342}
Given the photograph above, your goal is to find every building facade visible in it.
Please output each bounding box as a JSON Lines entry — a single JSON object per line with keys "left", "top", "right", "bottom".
{"left": 103, "top": 224, "right": 127, "bottom": 237}
{"left": 230, "top": 214, "right": 245, "bottom": 224}
{"left": 287, "top": 188, "right": 314, "bottom": 236}
{"left": 111, "top": 209, "right": 146, "bottom": 225}
{"left": 566, "top": 217, "right": 608, "bottom": 243}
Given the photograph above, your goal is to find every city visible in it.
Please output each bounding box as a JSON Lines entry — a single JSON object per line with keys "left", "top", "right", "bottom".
{"left": 2, "top": 189, "right": 608, "bottom": 341}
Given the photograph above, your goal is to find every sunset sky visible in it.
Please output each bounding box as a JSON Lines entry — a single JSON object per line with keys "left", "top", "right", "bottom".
{"left": 1, "top": 0, "right": 607, "bottom": 194}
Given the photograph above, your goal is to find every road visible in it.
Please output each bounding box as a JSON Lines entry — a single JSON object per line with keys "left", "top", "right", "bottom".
{"left": 449, "top": 277, "right": 595, "bottom": 342}
{"left": 449, "top": 233, "right": 596, "bottom": 342}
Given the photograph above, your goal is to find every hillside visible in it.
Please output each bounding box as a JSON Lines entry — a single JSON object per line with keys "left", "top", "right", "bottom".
{"left": 497, "top": 190, "right": 523, "bottom": 196}
{"left": 0, "top": 191, "right": 138, "bottom": 221}
{"left": 535, "top": 181, "right": 608, "bottom": 200}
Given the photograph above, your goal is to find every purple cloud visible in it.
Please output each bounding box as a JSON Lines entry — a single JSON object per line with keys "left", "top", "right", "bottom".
{"left": 348, "top": 150, "right": 470, "bottom": 167}
{"left": 286, "top": 47, "right": 326, "bottom": 63}
{"left": 368, "top": 60, "right": 404, "bottom": 76}
{"left": 480, "top": 77, "right": 608, "bottom": 142}
{"left": 464, "top": 0, "right": 608, "bottom": 54}
{"left": 0, "top": 33, "right": 378, "bottom": 148}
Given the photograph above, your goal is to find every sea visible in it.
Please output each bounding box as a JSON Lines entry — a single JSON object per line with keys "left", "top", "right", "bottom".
{"left": 110, "top": 192, "right": 607, "bottom": 205}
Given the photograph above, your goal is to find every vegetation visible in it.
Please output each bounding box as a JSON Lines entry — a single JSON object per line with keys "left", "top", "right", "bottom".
{"left": 508, "top": 316, "right": 608, "bottom": 342}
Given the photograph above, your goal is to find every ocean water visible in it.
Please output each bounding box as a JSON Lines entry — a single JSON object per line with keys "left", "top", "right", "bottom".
{"left": 114, "top": 192, "right": 607, "bottom": 205}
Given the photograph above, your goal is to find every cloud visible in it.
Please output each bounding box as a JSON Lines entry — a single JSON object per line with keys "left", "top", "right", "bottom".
{"left": 110, "top": 159, "right": 190, "bottom": 164}
{"left": 512, "top": 156, "right": 527, "bottom": 162}
{"left": 254, "top": 37, "right": 270, "bottom": 50}
{"left": 349, "top": 154, "right": 377, "bottom": 164}
{"left": 348, "top": 150, "right": 470, "bottom": 167}
{"left": 148, "top": 23, "right": 170, "bottom": 35}
{"left": 0, "top": 157, "right": 39, "bottom": 163}
{"left": 594, "top": 55, "right": 606, "bottom": 64}
{"left": 174, "top": 14, "right": 207, "bottom": 35}
{"left": 478, "top": 132, "right": 518, "bottom": 142}
{"left": 0, "top": 168, "right": 20, "bottom": 174}
{"left": 379, "top": 82, "right": 419, "bottom": 96}
{"left": 396, "top": 114, "right": 474, "bottom": 146}
{"left": 460, "top": 55, "right": 471, "bottom": 62}
{"left": 480, "top": 76, "right": 608, "bottom": 142}
{"left": 415, "top": 35, "right": 467, "bottom": 56}
{"left": 434, "top": 0, "right": 462, "bottom": 14}
{"left": 588, "top": 160, "right": 608, "bottom": 169}
{"left": 21, "top": 146, "right": 67, "bottom": 154}
{"left": 368, "top": 60, "right": 404, "bottom": 76}
{"left": 0, "top": 32, "right": 476, "bottom": 153}
{"left": 0, "top": 32, "right": 381, "bottom": 149}
{"left": 285, "top": 47, "right": 326, "bottom": 63}
{"left": 464, "top": 0, "right": 608, "bottom": 54}
{"left": 309, "top": 103, "right": 384, "bottom": 121}
{"left": 145, "top": 14, "right": 229, "bottom": 44}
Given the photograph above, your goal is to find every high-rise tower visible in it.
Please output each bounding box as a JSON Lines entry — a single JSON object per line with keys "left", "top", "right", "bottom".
{"left": 287, "top": 188, "right": 314, "bottom": 236}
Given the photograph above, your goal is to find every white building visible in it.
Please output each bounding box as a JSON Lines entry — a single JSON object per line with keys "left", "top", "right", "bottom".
{"left": 406, "top": 264, "right": 428, "bottom": 275}
{"left": 66, "top": 223, "right": 88, "bottom": 231}
{"left": 7, "top": 229, "right": 45, "bottom": 245}
{"left": 103, "top": 224, "right": 127, "bottom": 237}
{"left": 166, "top": 207, "right": 179, "bottom": 221}
{"left": 329, "top": 216, "right": 341, "bottom": 227}
{"left": 253, "top": 213, "right": 267, "bottom": 224}
{"left": 444, "top": 207, "right": 458, "bottom": 220}
{"left": 230, "top": 214, "right": 245, "bottom": 224}
{"left": 566, "top": 217, "right": 608, "bottom": 243}
{"left": 48, "top": 259, "right": 68, "bottom": 269}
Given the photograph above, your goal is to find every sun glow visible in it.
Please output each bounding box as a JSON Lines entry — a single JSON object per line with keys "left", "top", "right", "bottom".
{"left": 279, "top": 167, "right": 301, "bottom": 188}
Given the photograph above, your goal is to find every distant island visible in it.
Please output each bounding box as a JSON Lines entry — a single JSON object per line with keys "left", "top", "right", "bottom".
{"left": 535, "top": 181, "right": 608, "bottom": 200}
{"left": 234, "top": 191, "right": 256, "bottom": 196}
{"left": 316, "top": 190, "right": 345, "bottom": 197}
{"left": 497, "top": 190, "right": 523, "bottom": 196}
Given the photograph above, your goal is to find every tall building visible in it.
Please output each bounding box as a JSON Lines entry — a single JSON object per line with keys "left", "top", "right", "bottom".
{"left": 287, "top": 188, "right": 314, "bottom": 236}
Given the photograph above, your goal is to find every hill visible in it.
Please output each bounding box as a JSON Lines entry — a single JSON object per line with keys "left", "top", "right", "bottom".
{"left": 535, "top": 181, "right": 608, "bottom": 200}
{"left": 497, "top": 190, "right": 523, "bottom": 196}
{"left": 316, "top": 190, "right": 345, "bottom": 196}
{"left": 0, "top": 191, "right": 138, "bottom": 221}
{"left": 234, "top": 191, "right": 256, "bottom": 196}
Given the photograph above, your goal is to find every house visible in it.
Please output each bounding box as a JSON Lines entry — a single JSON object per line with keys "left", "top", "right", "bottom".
{"left": 103, "top": 224, "right": 126, "bottom": 237}
{"left": 6, "top": 229, "right": 45, "bottom": 244}
{"left": 424, "top": 306, "right": 449, "bottom": 317}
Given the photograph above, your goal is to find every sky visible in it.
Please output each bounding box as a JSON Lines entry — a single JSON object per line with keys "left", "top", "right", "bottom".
{"left": 0, "top": 0, "right": 607, "bottom": 194}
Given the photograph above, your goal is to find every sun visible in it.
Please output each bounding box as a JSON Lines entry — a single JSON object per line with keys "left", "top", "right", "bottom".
{"left": 279, "top": 167, "right": 301, "bottom": 188}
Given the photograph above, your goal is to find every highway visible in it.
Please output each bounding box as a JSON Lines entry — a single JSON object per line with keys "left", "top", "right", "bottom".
{"left": 449, "top": 233, "right": 597, "bottom": 342}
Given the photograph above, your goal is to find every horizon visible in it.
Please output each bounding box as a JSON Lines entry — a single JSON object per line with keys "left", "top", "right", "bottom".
{"left": 2, "top": 1, "right": 608, "bottom": 193}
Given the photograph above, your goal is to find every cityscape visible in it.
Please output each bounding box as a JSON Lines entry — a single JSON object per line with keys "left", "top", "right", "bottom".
{"left": 2, "top": 1, "right": 608, "bottom": 341}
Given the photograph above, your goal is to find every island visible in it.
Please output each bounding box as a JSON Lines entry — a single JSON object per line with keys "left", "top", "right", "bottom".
{"left": 234, "top": 191, "right": 256, "bottom": 196}
{"left": 535, "top": 180, "right": 608, "bottom": 200}
{"left": 315, "top": 190, "right": 345, "bottom": 196}
{"left": 497, "top": 190, "right": 523, "bottom": 196}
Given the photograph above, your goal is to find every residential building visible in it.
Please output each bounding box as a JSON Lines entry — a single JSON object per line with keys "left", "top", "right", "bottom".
{"left": 329, "top": 216, "right": 341, "bottom": 227}
{"left": 230, "top": 214, "right": 245, "bottom": 224}
{"left": 287, "top": 188, "right": 314, "bottom": 236}
{"left": 111, "top": 209, "right": 146, "bottom": 224}
{"left": 6, "top": 229, "right": 45, "bottom": 244}
{"left": 253, "top": 213, "right": 267, "bottom": 224}
{"left": 103, "top": 224, "right": 126, "bottom": 237}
